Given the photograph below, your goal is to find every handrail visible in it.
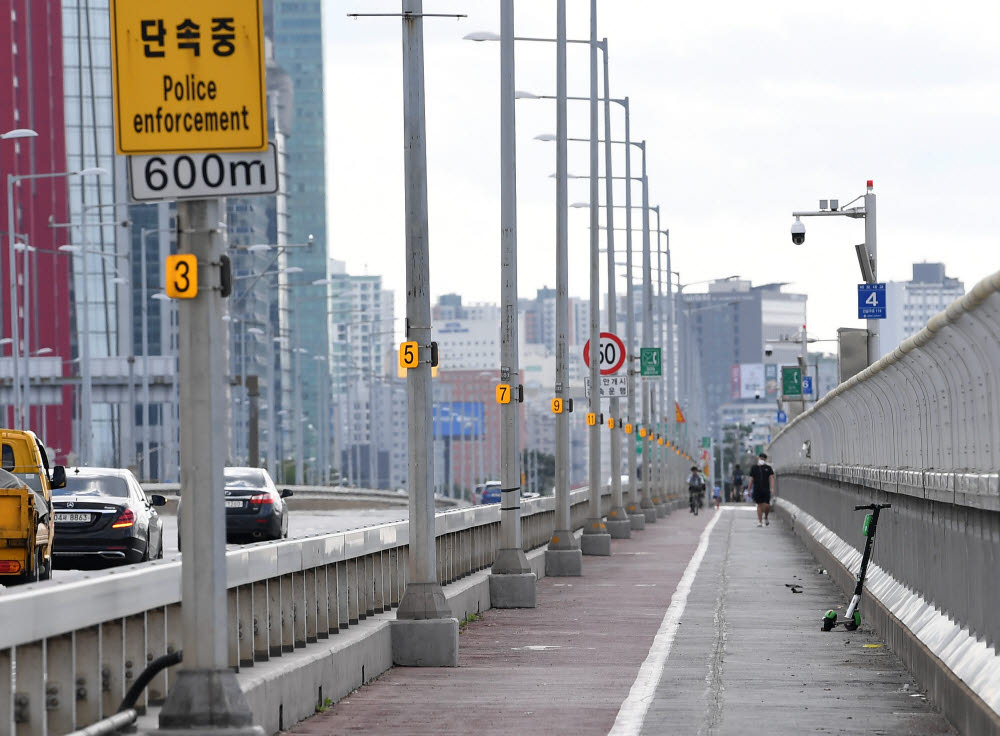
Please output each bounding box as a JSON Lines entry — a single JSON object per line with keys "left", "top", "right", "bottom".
{"left": 770, "top": 268, "right": 1000, "bottom": 478}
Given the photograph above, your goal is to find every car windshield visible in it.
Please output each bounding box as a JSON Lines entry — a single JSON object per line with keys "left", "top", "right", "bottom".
{"left": 55, "top": 475, "right": 128, "bottom": 498}
{"left": 224, "top": 468, "right": 267, "bottom": 490}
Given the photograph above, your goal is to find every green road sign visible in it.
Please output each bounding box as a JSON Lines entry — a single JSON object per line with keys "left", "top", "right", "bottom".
{"left": 754, "top": 444, "right": 763, "bottom": 455}
{"left": 640, "top": 347, "right": 661, "bottom": 377}
{"left": 781, "top": 366, "right": 802, "bottom": 397}
{"left": 701, "top": 436, "right": 711, "bottom": 449}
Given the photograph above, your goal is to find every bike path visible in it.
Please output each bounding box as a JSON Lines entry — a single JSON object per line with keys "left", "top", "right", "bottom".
{"left": 289, "top": 504, "right": 954, "bottom": 735}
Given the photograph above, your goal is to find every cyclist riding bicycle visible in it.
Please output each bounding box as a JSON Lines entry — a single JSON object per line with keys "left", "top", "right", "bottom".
{"left": 687, "top": 466, "right": 705, "bottom": 515}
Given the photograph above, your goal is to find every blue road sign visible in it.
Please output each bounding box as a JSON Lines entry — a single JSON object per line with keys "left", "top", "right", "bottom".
{"left": 776, "top": 410, "right": 788, "bottom": 424}
{"left": 858, "top": 283, "right": 887, "bottom": 319}
{"left": 802, "top": 376, "right": 813, "bottom": 395}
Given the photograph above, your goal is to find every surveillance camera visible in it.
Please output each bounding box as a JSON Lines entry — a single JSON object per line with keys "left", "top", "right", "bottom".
{"left": 790, "top": 218, "right": 805, "bottom": 245}
{"left": 754, "top": 393, "right": 760, "bottom": 401}
{"left": 764, "top": 344, "right": 774, "bottom": 358}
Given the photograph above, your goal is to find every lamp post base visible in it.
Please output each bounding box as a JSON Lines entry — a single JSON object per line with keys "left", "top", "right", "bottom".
{"left": 580, "top": 532, "right": 611, "bottom": 556}
{"left": 606, "top": 519, "right": 631, "bottom": 539}
{"left": 152, "top": 668, "right": 263, "bottom": 735}
{"left": 489, "top": 572, "right": 537, "bottom": 608}
{"left": 627, "top": 507, "right": 646, "bottom": 530}
{"left": 545, "top": 547, "right": 582, "bottom": 576}
{"left": 391, "top": 618, "right": 459, "bottom": 667}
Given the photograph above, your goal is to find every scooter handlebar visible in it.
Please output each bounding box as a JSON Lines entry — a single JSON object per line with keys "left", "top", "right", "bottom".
{"left": 854, "top": 503, "right": 892, "bottom": 511}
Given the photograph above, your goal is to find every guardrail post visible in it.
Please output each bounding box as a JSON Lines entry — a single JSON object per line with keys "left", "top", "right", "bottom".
{"left": 47, "top": 634, "right": 75, "bottom": 733}
{"left": 146, "top": 609, "right": 169, "bottom": 702}
{"left": 100, "top": 619, "right": 124, "bottom": 720}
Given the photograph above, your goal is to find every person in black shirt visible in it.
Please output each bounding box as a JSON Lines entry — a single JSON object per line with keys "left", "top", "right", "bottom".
{"left": 748, "top": 452, "right": 775, "bottom": 526}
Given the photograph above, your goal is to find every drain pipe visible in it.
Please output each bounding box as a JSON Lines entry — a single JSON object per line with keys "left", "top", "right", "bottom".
{"left": 64, "top": 650, "right": 183, "bottom": 736}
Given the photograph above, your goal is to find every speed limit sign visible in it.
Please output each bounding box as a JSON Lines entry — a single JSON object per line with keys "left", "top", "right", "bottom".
{"left": 582, "top": 332, "right": 626, "bottom": 376}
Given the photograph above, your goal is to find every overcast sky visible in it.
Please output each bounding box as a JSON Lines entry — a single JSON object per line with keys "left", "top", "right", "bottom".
{"left": 324, "top": 1, "right": 998, "bottom": 346}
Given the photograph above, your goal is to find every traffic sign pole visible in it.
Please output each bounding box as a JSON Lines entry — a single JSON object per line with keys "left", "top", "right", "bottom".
{"left": 864, "top": 185, "right": 879, "bottom": 365}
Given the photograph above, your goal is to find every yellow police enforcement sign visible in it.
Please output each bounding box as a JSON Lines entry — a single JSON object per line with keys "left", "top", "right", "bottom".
{"left": 109, "top": 0, "right": 267, "bottom": 155}
{"left": 165, "top": 254, "right": 198, "bottom": 298}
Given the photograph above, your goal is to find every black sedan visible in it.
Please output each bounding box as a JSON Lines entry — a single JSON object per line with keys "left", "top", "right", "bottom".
{"left": 177, "top": 467, "right": 291, "bottom": 550}
{"left": 52, "top": 467, "right": 166, "bottom": 567}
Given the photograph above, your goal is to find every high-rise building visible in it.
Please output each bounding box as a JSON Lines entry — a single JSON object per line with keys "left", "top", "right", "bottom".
{"left": 266, "top": 0, "right": 329, "bottom": 473}
{"left": 679, "top": 278, "right": 807, "bottom": 441}
{"left": 0, "top": 0, "right": 73, "bottom": 461}
{"left": 327, "top": 260, "right": 394, "bottom": 487}
{"left": 880, "top": 263, "right": 965, "bottom": 357}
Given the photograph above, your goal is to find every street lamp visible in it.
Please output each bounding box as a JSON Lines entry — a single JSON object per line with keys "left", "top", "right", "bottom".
{"left": 7, "top": 167, "right": 106, "bottom": 439}
{"left": 790, "top": 181, "right": 878, "bottom": 365}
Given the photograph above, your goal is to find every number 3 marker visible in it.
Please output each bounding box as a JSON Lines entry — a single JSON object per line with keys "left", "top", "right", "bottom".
{"left": 165, "top": 254, "right": 198, "bottom": 299}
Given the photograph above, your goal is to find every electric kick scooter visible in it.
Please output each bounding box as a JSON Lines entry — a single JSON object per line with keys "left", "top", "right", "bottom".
{"left": 822, "top": 503, "right": 892, "bottom": 632}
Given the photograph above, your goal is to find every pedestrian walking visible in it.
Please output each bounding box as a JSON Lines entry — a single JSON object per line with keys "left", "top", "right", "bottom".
{"left": 712, "top": 483, "right": 722, "bottom": 509}
{"left": 748, "top": 452, "right": 775, "bottom": 526}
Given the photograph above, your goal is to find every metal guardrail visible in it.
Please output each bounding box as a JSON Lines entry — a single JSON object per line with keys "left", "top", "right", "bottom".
{"left": 0, "top": 483, "right": 683, "bottom": 735}
{"left": 767, "top": 269, "right": 1000, "bottom": 726}
{"left": 770, "top": 268, "right": 1000, "bottom": 478}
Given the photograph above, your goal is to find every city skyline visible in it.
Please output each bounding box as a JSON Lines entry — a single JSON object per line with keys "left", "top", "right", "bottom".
{"left": 325, "top": 1, "right": 996, "bottom": 347}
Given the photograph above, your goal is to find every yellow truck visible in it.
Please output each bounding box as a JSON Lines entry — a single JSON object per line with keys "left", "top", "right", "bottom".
{"left": 0, "top": 429, "right": 66, "bottom": 585}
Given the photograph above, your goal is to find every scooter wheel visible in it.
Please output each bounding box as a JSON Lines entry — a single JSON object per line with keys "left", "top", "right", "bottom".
{"left": 844, "top": 610, "right": 861, "bottom": 631}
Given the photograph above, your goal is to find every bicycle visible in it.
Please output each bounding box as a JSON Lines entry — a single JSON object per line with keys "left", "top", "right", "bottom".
{"left": 689, "top": 489, "right": 701, "bottom": 515}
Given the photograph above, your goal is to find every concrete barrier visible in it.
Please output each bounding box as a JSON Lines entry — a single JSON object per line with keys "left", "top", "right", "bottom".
{"left": 0, "top": 485, "right": 685, "bottom": 735}
{"left": 768, "top": 268, "right": 1000, "bottom": 735}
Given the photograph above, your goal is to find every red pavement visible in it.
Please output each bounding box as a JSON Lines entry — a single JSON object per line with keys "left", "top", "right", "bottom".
{"left": 290, "top": 507, "right": 711, "bottom": 736}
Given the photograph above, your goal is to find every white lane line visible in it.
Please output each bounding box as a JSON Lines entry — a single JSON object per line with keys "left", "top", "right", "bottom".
{"left": 608, "top": 507, "right": 725, "bottom": 736}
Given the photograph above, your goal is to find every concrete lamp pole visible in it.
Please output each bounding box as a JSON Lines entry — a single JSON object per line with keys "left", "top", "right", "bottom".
{"left": 390, "top": 0, "right": 459, "bottom": 666}
{"left": 542, "top": 130, "right": 652, "bottom": 526}
{"left": 466, "top": 19, "right": 635, "bottom": 541}
{"left": 790, "top": 181, "right": 879, "bottom": 365}
{"left": 0, "top": 128, "right": 37, "bottom": 426}
{"left": 544, "top": 0, "right": 583, "bottom": 577}
{"left": 488, "top": 0, "right": 536, "bottom": 608}
{"left": 156, "top": 198, "right": 263, "bottom": 734}
{"left": 581, "top": 0, "right": 611, "bottom": 557}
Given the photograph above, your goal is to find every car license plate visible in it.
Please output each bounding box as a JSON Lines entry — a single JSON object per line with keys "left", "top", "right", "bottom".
{"left": 55, "top": 512, "right": 91, "bottom": 523}
{"left": 225, "top": 500, "right": 243, "bottom": 508}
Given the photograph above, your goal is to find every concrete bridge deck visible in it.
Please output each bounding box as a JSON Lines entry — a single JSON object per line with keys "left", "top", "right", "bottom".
{"left": 289, "top": 504, "right": 954, "bottom": 735}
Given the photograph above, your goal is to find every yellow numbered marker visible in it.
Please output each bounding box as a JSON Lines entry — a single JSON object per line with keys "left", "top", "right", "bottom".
{"left": 625, "top": 423, "right": 633, "bottom": 434}
{"left": 586, "top": 412, "right": 596, "bottom": 426}
{"left": 607, "top": 417, "right": 615, "bottom": 429}
{"left": 551, "top": 398, "right": 564, "bottom": 414}
{"left": 165, "top": 254, "right": 198, "bottom": 299}
{"left": 399, "top": 341, "right": 419, "bottom": 369}
{"left": 639, "top": 427, "right": 647, "bottom": 438}
{"left": 658, "top": 437, "right": 664, "bottom": 445}
{"left": 496, "top": 384, "right": 511, "bottom": 404}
